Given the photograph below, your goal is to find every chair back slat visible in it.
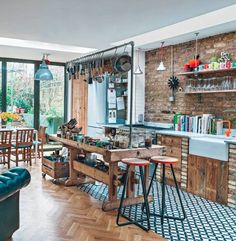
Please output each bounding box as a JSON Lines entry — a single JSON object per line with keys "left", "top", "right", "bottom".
{"left": 0, "top": 130, "right": 13, "bottom": 146}
{"left": 16, "top": 129, "right": 34, "bottom": 146}
{"left": 38, "top": 126, "right": 47, "bottom": 144}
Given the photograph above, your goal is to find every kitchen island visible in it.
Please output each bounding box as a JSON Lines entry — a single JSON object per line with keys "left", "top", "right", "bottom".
{"left": 48, "top": 135, "right": 165, "bottom": 211}
{"left": 156, "top": 130, "right": 236, "bottom": 208}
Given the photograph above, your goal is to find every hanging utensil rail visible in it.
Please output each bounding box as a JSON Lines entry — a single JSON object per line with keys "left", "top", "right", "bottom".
{"left": 66, "top": 41, "right": 135, "bottom": 148}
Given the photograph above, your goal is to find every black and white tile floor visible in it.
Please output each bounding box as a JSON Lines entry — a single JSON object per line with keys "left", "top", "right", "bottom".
{"left": 79, "top": 179, "right": 236, "bottom": 241}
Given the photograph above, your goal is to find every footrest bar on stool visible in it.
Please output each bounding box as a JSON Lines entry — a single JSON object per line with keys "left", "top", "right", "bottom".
{"left": 149, "top": 212, "right": 185, "bottom": 221}
{"left": 118, "top": 214, "right": 150, "bottom": 231}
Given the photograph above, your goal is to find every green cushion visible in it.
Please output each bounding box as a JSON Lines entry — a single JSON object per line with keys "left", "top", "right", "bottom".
{"left": 0, "top": 146, "right": 9, "bottom": 151}
{"left": 12, "top": 144, "right": 31, "bottom": 149}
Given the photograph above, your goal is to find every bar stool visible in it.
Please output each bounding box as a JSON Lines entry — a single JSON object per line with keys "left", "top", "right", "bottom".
{"left": 146, "top": 156, "right": 186, "bottom": 225}
{"left": 116, "top": 158, "right": 151, "bottom": 231}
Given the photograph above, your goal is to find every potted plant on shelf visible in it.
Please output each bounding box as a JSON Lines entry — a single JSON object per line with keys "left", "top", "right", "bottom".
{"left": 45, "top": 108, "right": 63, "bottom": 134}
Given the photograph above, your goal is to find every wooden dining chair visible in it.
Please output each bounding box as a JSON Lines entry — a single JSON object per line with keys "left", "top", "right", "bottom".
{"left": 11, "top": 129, "right": 34, "bottom": 166}
{"left": 0, "top": 130, "right": 13, "bottom": 169}
{"left": 33, "top": 126, "right": 47, "bottom": 159}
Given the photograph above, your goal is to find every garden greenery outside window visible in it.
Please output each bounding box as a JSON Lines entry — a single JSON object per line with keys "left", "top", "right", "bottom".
{"left": 7, "top": 62, "right": 34, "bottom": 127}
{"left": 40, "top": 65, "right": 65, "bottom": 134}
{"left": 0, "top": 59, "right": 66, "bottom": 133}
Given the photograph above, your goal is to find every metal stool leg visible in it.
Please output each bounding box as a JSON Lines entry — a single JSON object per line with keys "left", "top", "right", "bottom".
{"left": 116, "top": 165, "right": 129, "bottom": 226}
{"left": 147, "top": 163, "right": 158, "bottom": 197}
{"left": 160, "top": 164, "right": 166, "bottom": 225}
{"left": 139, "top": 166, "right": 151, "bottom": 230}
{"left": 142, "top": 163, "right": 158, "bottom": 212}
{"left": 116, "top": 165, "right": 151, "bottom": 231}
{"left": 170, "top": 164, "right": 186, "bottom": 221}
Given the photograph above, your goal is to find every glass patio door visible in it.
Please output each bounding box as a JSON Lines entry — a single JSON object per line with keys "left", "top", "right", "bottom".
{"left": 7, "top": 62, "right": 34, "bottom": 127}
{"left": 40, "top": 65, "right": 65, "bottom": 134}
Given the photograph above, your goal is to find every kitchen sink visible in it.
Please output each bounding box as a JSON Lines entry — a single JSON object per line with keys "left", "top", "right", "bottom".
{"left": 189, "top": 136, "right": 229, "bottom": 161}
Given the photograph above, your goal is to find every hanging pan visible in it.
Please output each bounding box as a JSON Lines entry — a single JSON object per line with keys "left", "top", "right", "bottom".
{"left": 114, "top": 46, "right": 132, "bottom": 73}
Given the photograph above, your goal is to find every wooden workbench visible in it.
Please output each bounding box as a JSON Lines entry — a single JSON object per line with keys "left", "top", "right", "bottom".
{"left": 49, "top": 135, "right": 165, "bottom": 211}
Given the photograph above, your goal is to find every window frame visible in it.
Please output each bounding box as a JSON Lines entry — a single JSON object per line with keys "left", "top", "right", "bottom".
{"left": 0, "top": 57, "right": 67, "bottom": 130}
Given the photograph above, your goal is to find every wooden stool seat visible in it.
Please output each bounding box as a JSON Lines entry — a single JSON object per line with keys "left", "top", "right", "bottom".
{"left": 150, "top": 156, "right": 178, "bottom": 164}
{"left": 121, "top": 158, "right": 149, "bottom": 166}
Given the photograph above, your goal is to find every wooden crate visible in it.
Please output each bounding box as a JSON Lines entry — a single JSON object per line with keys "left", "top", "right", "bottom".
{"left": 42, "top": 157, "right": 69, "bottom": 179}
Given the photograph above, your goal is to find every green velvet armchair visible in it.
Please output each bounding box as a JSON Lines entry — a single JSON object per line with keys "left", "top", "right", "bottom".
{"left": 0, "top": 167, "right": 31, "bottom": 241}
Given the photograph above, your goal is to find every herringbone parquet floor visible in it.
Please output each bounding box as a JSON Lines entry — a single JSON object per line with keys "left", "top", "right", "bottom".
{"left": 1, "top": 162, "right": 165, "bottom": 241}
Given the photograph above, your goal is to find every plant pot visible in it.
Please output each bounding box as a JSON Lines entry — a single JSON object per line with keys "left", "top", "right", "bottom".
{"left": 6, "top": 121, "right": 12, "bottom": 129}
{"left": 20, "top": 108, "right": 25, "bottom": 113}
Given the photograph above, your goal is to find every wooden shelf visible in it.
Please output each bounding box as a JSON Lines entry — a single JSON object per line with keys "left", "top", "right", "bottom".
{"left": 73, "top": 160, "right": 109, "bottom": 184}
{"left": 178, "top": 67, "right": 236, "bottom": 76}
{"left": 185, "top": 89, "right": 236, "bottom": 94}
{"left": 116, "top": 82, "right": 128, "bottom": 84}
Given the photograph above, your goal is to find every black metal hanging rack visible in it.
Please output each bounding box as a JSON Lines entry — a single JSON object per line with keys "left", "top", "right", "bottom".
{"left": 67, "top": 41, "right": 135, "bottom": 148}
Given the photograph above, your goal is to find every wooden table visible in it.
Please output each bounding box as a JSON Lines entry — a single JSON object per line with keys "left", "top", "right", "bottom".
{"left": 49, "top": 135, "right": 165, "bottom": 211}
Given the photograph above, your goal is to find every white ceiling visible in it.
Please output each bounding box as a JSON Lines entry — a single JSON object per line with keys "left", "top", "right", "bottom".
{"left": 0, "top": 0, "right": 236, "bottom": 62}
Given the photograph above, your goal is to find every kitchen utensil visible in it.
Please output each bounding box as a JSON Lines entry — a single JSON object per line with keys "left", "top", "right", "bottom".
{"left": 114, "top": 54, "right": 132, "bottom": 73}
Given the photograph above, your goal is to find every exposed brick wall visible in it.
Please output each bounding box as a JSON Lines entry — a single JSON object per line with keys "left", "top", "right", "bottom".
{"left": 145, "top": 31, "right": 236, "bottom": 123}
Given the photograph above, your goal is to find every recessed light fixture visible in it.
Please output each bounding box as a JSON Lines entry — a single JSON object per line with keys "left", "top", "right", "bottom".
{"left": 112, "top": 4, "right": 236, "bottom": 47}
{"left": 0, "top": 37, "right": 96, "bottom": 53}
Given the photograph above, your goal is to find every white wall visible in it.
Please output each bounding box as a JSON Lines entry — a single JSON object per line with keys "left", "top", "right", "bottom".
{"left": 127, "top": 50, "right": 145, "bottom": 124}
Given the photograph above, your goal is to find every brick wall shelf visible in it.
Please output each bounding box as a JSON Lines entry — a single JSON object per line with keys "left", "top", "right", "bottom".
{"left": 178, "top": 67, "right": 236, "bottom": 76}
{"left": 185, "top": 89, "right": 236, "bottom": 94}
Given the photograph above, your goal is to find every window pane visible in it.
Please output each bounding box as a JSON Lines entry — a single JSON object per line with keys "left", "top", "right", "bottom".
{"left": 7, "top": 62, "right": 34, "bottom": 127}
{"left": 0, "top": 62, "right": 2, "bottom": 112}
{"left": 40, "top": 65, "right": 64, "bottom": 134}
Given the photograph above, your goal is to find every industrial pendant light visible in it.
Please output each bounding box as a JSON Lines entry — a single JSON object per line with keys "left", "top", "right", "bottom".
{"left": 157, "top": 41, "right": 166, "bottom": 71}
{"left": 35, "top": 53, "right": 53, "bottom": 81}
{"left": 134, "top": 49, "right": 143, "bottom": 75}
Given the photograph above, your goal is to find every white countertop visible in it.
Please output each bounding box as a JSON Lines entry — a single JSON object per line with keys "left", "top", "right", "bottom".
{"left": 156, "top": 130, "right": 236, "bottom": 144}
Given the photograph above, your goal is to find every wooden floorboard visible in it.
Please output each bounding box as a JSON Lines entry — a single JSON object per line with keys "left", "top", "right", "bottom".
{"left": 0, "top": 162, "right": 165, "bottom": 241}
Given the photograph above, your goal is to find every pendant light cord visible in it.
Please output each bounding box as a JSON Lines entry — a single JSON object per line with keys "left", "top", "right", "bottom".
{"left": 171, "top": 45, "right": 174, "bottom": 76}
{"left": 161, "top": 41, "right": 165, "bottom": 61}
{"left": 195, "top": 32, "right": 199, "bottom": 67}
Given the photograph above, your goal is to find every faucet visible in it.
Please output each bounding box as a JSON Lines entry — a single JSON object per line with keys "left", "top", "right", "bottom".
{"left": 220, "top": 120, "right": 231, "bottom": 137}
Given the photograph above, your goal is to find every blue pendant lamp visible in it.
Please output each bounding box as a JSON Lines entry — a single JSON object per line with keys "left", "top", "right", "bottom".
{"left": 35, "top": 54, "right": 53, "bottom": 80}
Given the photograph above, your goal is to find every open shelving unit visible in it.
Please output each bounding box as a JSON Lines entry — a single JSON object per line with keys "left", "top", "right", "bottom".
{"left": 185, "top": 89, "right": 236, "bottom": 94}
{"left": 180, "top": 67, "right": 236, "bottom": 94}
{"left": 178, "top": 67, "right": 236, "bottom": 76}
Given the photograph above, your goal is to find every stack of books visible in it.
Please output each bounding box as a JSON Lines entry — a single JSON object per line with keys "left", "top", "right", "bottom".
{"left": 174, "top": 114, "right": 219, "bottom": 135}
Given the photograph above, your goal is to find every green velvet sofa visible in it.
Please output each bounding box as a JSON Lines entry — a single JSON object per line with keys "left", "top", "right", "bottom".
{"left": 0, "top": 167, "right": 31, "bottom": 241}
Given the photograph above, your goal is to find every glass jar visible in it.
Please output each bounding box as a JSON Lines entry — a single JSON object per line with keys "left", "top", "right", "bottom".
{"left": 145, "top": 132, "right": 152, "bottom": 148}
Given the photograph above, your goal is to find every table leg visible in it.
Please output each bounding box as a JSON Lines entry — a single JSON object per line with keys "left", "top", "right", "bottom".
{"left": 65, "top": 148, "right": 78, "bottom": 186}
{"left": 108, "top": 162, "right": 118, "bottom": 201}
